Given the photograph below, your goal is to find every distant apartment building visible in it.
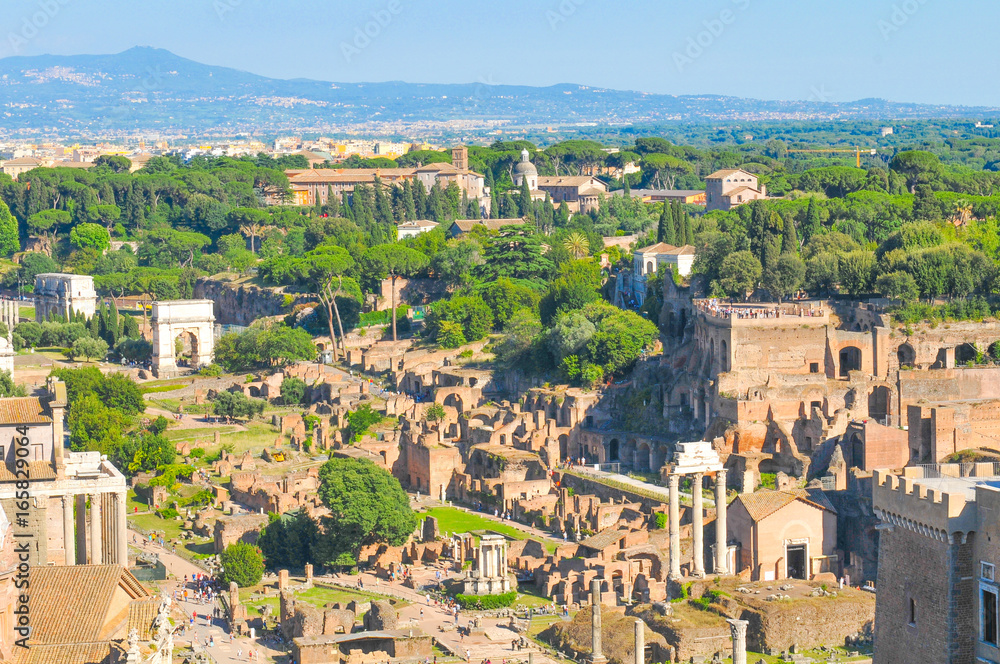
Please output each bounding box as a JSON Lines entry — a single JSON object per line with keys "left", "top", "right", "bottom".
{"left": 705, "top": 168, "right": 767, "bottom": 212}
{"left": 872, "top": 465, "right": 1000, "bottom": 664}
{"left": 880, "top": 126, "right": 895, "bottom": 137}
{"left": 0, "top": 156, "right": 44, "bottom": 180}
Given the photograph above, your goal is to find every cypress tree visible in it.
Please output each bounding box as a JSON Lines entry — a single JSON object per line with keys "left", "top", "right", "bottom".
{"left": 802, "top": 197, "right": 821, "bottom": 242}
{"left": 341, "top": 191, "right": 353, "bottom": 220}
{"left": 682, "top": 209, "right": 694, "bottom": 245}
{"left": 781, "top": 213, "right": 799, "bottom": 255}
{"left": 623, "top": 176, "right": 631, "bottom": 198}
{"left": 402, "top": 180, "right": 417, "bottom": 220}
{"left": 108, "top": 301, "right": 120, "bottom": 345}
{"left": 519, "top": 180, "right": 533, "bottom": 219}
{"left": 412, "top": 179, "right": 429, "bottom": 219}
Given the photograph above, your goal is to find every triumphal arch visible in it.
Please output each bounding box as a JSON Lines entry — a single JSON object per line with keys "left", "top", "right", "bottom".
{"left": 151, "top": 300, "right": 216, "bottom": 377}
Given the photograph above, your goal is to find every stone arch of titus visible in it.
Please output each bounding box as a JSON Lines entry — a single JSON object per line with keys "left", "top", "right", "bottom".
{"left": 151, "top": 300, "right": 216, "bottom": 377}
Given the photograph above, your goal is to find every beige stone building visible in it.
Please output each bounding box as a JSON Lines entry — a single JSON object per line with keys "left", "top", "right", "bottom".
{"left": 728, "top": 488, "right": 838, "bottom": 582}
{"left": 705, "top": 168, "right": 767, "bottom": 211}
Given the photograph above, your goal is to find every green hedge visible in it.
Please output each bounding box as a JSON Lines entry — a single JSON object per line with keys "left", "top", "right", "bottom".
{"left": 454, "top": 591, "right": 517, "bottom": 610}
{"left": 359, "top": 305, "right": 411, "bottom": 328}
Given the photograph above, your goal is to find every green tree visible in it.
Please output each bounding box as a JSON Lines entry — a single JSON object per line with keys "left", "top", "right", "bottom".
{"left": 65, "top": 336, "right": 108, "bottom": 362}
{"left": 70, "top": 222, "right": 111, "bottom": 252}
{"left": 718, "top": 251, "right": 762, "bottom": 300}
{"left": 365, "top": 245, "right": 429, "bottom": 341}
{"left": 212, "top": 390, "right": 266, "bottom": 423}
{"left": 96, "top": 373, "right": 144, "bottom": 416}
{"left": 220, "top": 542, "right": 265, "bottom": 588}
{"left": 68, "top": 393, "right": 128, "bottom": 452}
{"left": 424, "top": 402, "right": 446, "bottom": 423}
{"left": 280, "top": 377, "right": 308, "bottom": 406}
{"left": 346, "top": 404, "right": 384, "bottom": 442}
{"left": 316, "top": 458, "right": 417, "bottom": 561}
{"left": 436, "top": 320, "right": 468, "bottom": 348}
{"left": 875, "top": 270, "right": 920, "bottom": 301}
{"left": 475, "top": 224, "right": 552, "bottom": 284}
{"left": 763, "top": 254, "right": 805, "bottom": 302}
{"left": 0, "top": 201, "right": 20, "bottom": 256}
{"left": 0, "top": 371, "right": 27, "bottom": 398}
{"left": 801, "top": 197, "right": 822, "bottom": 242}
{"left": 838, "top": 251, "right": 876, "bottom": 295}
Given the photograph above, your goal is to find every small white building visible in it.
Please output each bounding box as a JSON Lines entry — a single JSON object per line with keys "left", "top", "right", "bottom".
{"left": 634, "top": 242, "right": 696, "bottom": 278}
{"left": 617, "top": 242, "right": 696, "bottom": 308}
{"left": 396, "top": 219, "right": 439, "bottom": 240}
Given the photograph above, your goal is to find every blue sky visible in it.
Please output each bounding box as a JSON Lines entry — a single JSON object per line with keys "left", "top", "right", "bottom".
{"left": 1, "top": 0, "right": 993, "bottom": 106}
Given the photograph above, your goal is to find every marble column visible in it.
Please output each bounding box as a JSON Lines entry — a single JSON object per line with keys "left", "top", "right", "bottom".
{"left": 667, "top": 473, "right": 681, "bottom": 580}
{"left": 715, "top": 469, "right": 728, "bottom": 575}
{"left": 116, "top": 491, "right": 128, "bottom": 565}
{"left": 727, "top": 618, "right": 748, "bottom": 664}
{"left": 633, "top": 619, "right": 644, "bottom": 664}
{"left": 75, "top": 494, "right": 87, "bottom": 564}
{"left": 89, "top": 493, "right": 102, "bottom": 565}
{"left": 692, "top": 471, "right": 705, "bottom": 577}
{"left": 62, "top": 495, "right": 75, "bottom": 565}
{"left": 590, "top": 579, "right": 606, "bottom": 663}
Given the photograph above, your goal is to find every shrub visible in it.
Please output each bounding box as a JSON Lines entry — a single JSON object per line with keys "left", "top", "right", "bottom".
{"left": 200, "top": 363, "right": 224, "bottom": 377}
{"left": 453, "top": 591, "right": 517, "bottom": 610}
{"left": 220, "top": 541, "right": 265, "bottom": 588}
{"left": 654, "top": 512, "right": 668, "bottom": 530}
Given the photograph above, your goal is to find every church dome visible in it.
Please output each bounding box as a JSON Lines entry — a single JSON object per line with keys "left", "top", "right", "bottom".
{"left": 513, "top": 148, "right": 537, "bottom": 177}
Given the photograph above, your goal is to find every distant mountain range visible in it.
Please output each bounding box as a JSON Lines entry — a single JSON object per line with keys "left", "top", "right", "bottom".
{"left": 0, "top": 47, "right": 996, "bottom": 138}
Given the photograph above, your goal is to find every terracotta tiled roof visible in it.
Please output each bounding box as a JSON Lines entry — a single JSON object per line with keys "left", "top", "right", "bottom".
{"left": 707, "top": 168, "right": 756, "bottom": 180}
{"left": 0, "top": 398, "right": 51, "bottom": 425}
{"left": 0, "top": 460, "right": 57, "bottom": 483}
{"left": 636, "top": 243, "right": 696, "bottom": 256}
{"left": 29, "top": 566, "right": 150, "bottom": 645}
{"left": 736, "top": 489, "right": 835, "bottom": 523}
{"left": 16, "top": 642, "right": 114, "bottom": 664}
{"left": 537, "top": 176, "right": 604, "bottom": 188}
{"left": 450, "top": 219, "right": 525, "bottom": 233}
{"left": 127, "top": 598, "right": 160, "bottom": 641}
{"left": 723, "top": 185, "right": 762, "bottom": 199}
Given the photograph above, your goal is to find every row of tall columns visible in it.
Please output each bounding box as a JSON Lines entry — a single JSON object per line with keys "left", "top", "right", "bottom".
{"left": 65, "top": 491, "right": 128, "bottom": 566}
{"left": 667, "top": 468, "right": 729, "bottom": 581}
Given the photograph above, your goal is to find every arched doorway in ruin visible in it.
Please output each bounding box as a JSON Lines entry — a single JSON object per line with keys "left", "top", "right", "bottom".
{"left": 608, "top": 438, "right": 620, "bottom": 463}
{"left": 897, "top": 343, "right": 915, "bottom": 368}
{"left": 174, "top": 330, "right": 200, "bottom": 367}
{"left": 839, "top": 346, "right": 862, "bottom": 377}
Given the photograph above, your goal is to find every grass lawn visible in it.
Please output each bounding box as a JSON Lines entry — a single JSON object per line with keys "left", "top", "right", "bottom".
{"left": 240, "top": 583, "right": 408, "bottom": 617}
{"left": 19, "top": 306, "right": 35, "bottom": 320}
{"left": 128, "top": 512, "right": 184, "bottom": 542}
{"left": 513, "top": 585, "right": 554, "bottom": 609}
{"left": 416, "top": 506, "right": 558, "bottom": 553}
{"left": 526, "top": 614, "right": 566, "bottom": 637}
{"left": 126, "top": 488, "right": 148, "bottom": 511}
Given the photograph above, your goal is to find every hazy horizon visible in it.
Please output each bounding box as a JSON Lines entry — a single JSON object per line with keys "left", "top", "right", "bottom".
{"left": 0, "top": 0, "right": 993, "bottom": 107}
